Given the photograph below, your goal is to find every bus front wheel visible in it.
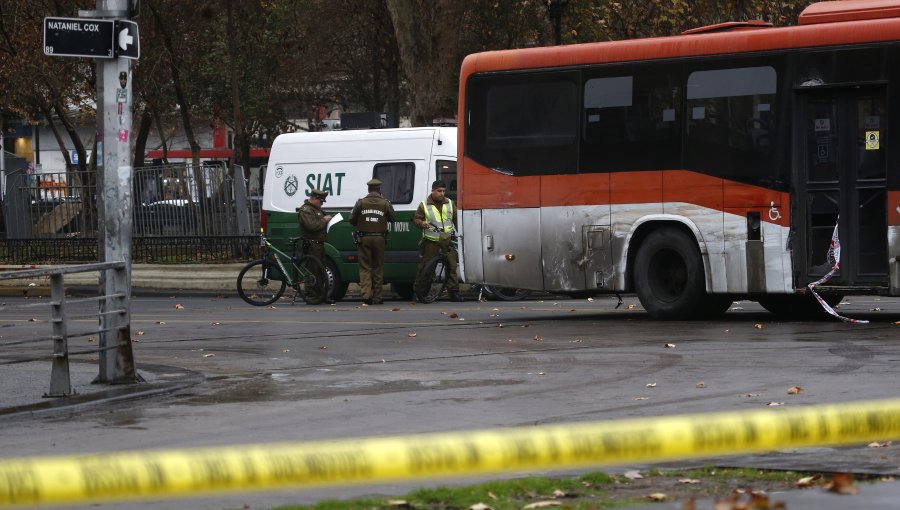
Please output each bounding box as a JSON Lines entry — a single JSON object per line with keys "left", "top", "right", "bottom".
{"left": 634, "top": 227, "right": 705, "bottom": 320}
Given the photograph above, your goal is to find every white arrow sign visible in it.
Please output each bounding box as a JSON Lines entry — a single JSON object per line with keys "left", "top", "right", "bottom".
{"left": 114, "top": 20, "right": 139, "bottom": 59}
{"left": 118, "top": 28, "right": 133, "bottom": 51}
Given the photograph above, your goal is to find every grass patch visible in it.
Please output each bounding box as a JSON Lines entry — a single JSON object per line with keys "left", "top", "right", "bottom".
{"left": 271, "top": 466, "right": 834, "bottom": 510}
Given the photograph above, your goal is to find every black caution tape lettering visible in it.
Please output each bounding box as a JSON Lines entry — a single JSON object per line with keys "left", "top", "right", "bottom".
{"left": 80, "top": 463, "right": 142, "bottom": 497}
{"left": 407, "top": 441, "right": 479, "bottom": 473}
{"left": 189, "top": 457, "right": 234, "bottom": 489}
{"left": 0, "top": 470, "right": 39, "bottom": 504}
{"left": 568, "top": 429, "right": 663, "bottom": 460}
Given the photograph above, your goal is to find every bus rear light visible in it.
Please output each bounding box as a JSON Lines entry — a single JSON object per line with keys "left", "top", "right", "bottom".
{"left": 505, "top": 253, "right": 515, "bottom": 261}
{"left": 260, "top": 211, "right": 268, "bottom": 234}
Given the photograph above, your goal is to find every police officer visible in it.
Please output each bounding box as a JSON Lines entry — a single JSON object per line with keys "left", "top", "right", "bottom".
{"left": 413, "top": 179, "right": 463, "bottom": 302}
{"left": 350, "top": 178, "right": 395, "bottom": 305}
{"left": 297, "top": 189, "right": 332, "bottom": 304}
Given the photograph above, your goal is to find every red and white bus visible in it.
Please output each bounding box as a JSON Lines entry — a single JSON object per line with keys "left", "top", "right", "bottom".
{"left": 457, "top": 0, "right": 900, "bottom": 319}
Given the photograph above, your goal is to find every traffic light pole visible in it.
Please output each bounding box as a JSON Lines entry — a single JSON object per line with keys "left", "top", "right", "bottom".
{"left": 94, "top": 0, "right": 137, "bottom": 383}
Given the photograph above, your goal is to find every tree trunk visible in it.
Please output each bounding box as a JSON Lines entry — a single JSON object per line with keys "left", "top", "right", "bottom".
{"left": 133, "top": 108, "right": 153, "bottom": 170}
{"left": 148, "top": 2, "right": 204, "bottom": 200}
{"left": 385, "top": 0, "right": 465, "bottom": 126}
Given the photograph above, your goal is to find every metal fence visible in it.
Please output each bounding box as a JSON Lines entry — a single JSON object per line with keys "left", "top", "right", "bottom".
{"left": 0, "top": 262, "right": 134, "bottom": 398}
{"left": 0, "top": 164, "right": 264, "bottom": 264}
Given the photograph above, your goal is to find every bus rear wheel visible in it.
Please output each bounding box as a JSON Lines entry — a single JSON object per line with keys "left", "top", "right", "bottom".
{"left": 634, "top": 227, "right": 705, "bottom": 320}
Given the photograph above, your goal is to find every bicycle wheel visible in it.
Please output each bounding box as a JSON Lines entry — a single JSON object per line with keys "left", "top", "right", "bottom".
{"left": 297, "top": 255, "right": 329, "bottom": 305}
{"left": 416, "top": 255, "right": 449, "bottom": 303}
{"left": 237, "top": 259, "right": 287, "bottom": 306}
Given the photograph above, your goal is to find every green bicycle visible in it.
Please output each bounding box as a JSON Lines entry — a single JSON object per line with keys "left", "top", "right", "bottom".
{"left": 237, "top": 235, "right": 330, "bottom": 306}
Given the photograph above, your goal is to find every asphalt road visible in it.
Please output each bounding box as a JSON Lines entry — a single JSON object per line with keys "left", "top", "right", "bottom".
{"left": 2, "top": 292, "right": 900, "bottom": 509}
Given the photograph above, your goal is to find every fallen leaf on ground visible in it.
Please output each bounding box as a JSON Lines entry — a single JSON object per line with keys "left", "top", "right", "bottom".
{"left": 469, "top": 503, "right": 493, "bottom": 510}
{"left": 787, "top": 386, "right": 803, "bottom": 394}
{"left": 767, "top": 401, "right": 785, "bottom": 406}
{"left": 136, "top": 330, "right": 144, "bottom": 336}
{"left": 318, "top": 345, "right": 327, "bottom": 350}
{"left": 156, "top": 321, "right": 166, "bottom": 325}
{"left": 534, "top": 335, "right": 542, "bottom": 341}
{"left": 407, "top": 332, "right": 417, "bottom": 337}
{"left": 664, "top": 343, "right": 676, "bottom": 348}
{"left": 868, "top": 441, "right": 892, "bottom": 448}
{"left": 796, "top": 474, "right": 822, "bottom": 487}
{"left": 387, "top": 500, "right": 411, "bottom": 508}
{"left": 175, "top": 304, "right": 185, "bottom": 309}
{"left": 522, "top": 502, "right": 561, "bottom": 509}
{"left": 487, "top": 490, "right": 498, "bottom": 500}
{"left": 696, "top": 381, "right": 706, "bottom": 388}
{"left": 646, "top": 382, "right": 657, "bottom": 388}
{"left": 211, "top": 322, "right": 220, "bottom": 326}
{"left": 633, "top": 396, "right": 649, "bottom": 401}
{"left": 754, "top": 323, "right": 764, "bottom": 329}
{"left": 202, "top": 353, "right": 215, "bottom": 358}
{"left": 645, "top": 493, "right": 668, "bottom": 501}
{"left": 823, "top": 473, "right": 859, "bottom": 494}
{"left": 551, "top": 489, "right": 568, "bottom": 497}
{"left": 626, "top": 304, "right": 636, "bottom": 309}
{"left": 872, "top": 307, "right": 882, "bottom": 311}
{"left": 678, "top": 478, "right": 701, "bottom": 484}
{"left": 623, "top": 470, "right": 643, "bottom": 480}
{"left": 282, "top": 349, "right": 290, "bottom": 353}
{"left": 449, "top": 312, "right": 458, "bottom": 318}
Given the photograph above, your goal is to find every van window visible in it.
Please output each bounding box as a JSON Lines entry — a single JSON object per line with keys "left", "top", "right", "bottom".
{"left": 373, "top": 162, "right": 415, "bottom": 204}
{"left": 436, "top": 160, "right": 457, "bottom": 201}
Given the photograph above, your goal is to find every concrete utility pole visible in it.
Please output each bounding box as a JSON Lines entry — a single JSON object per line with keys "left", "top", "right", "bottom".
{"left": 93, "top": 0, "right": 137, "bottom": 383}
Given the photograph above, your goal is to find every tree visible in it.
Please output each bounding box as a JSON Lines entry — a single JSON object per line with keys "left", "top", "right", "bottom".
{"left": 385, "top": 0, "right": 466, "bottom": 126}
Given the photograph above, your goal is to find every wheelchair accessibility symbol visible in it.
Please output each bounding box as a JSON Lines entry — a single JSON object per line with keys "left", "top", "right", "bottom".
{"left": 866, "top": 130, "right": 880, "bottom": 150}
{"left": 768, "top": 201, "right": 781, "bottom": 222}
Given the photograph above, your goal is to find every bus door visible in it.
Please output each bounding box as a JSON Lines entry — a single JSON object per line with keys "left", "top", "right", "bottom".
{"left": 797, "top": 87, "right": 888, "bottom": 287}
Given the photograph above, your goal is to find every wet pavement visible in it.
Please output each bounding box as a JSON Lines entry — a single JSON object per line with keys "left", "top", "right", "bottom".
{"left": 2, "top": 293, "right": 900, "bottom": 509}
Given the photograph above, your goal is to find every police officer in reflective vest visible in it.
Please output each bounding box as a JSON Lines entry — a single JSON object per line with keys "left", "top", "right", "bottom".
{"left": 350, "top": 178, "right": 395, "bottom": 305}
{"left": 413, "top": 180, "right": 463, "bottom": 302}
{"left": 297, "top": 189, "right": 332, "bottom": 304}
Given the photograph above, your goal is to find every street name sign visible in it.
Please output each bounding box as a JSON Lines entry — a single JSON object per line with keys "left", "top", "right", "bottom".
{"left": 44, "top": 17, "right": 114, "bottom": 58}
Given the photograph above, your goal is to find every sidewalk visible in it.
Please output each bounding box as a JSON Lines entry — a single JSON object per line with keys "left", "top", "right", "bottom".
{"left": 0, "top": 263, "right": 245, "bottom": 295}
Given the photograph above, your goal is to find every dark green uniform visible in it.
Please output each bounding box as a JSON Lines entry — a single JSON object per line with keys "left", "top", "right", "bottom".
{"left": 297, "top": 199, "right": 328, "bottom": 300}
{"left": 349, "top": 192, "right": 395, "bottom": 304}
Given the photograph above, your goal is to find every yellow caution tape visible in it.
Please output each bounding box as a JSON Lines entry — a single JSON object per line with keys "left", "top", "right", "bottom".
{"left": 3, "top": 397, "right": 900, "bottom": 507}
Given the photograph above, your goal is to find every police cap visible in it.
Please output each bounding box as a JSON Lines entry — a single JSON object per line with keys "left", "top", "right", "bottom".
{"left": 367, "top": 178, "right": 383, "bottom": 187}
{"left": 310, "top": 189, "right": 327, "bottom": 202}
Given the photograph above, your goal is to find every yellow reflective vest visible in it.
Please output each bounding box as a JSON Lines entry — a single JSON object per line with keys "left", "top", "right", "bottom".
{"left": 421, "top": 198, "right": 454, "bottom": 242}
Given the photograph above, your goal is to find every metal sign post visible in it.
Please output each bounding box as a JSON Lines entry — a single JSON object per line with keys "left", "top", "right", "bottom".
{"left": 44, "top": 0, "right": 140, "bottom": 383}
{"left": 95, "top": 0, "right": 137, "bottom": 384}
